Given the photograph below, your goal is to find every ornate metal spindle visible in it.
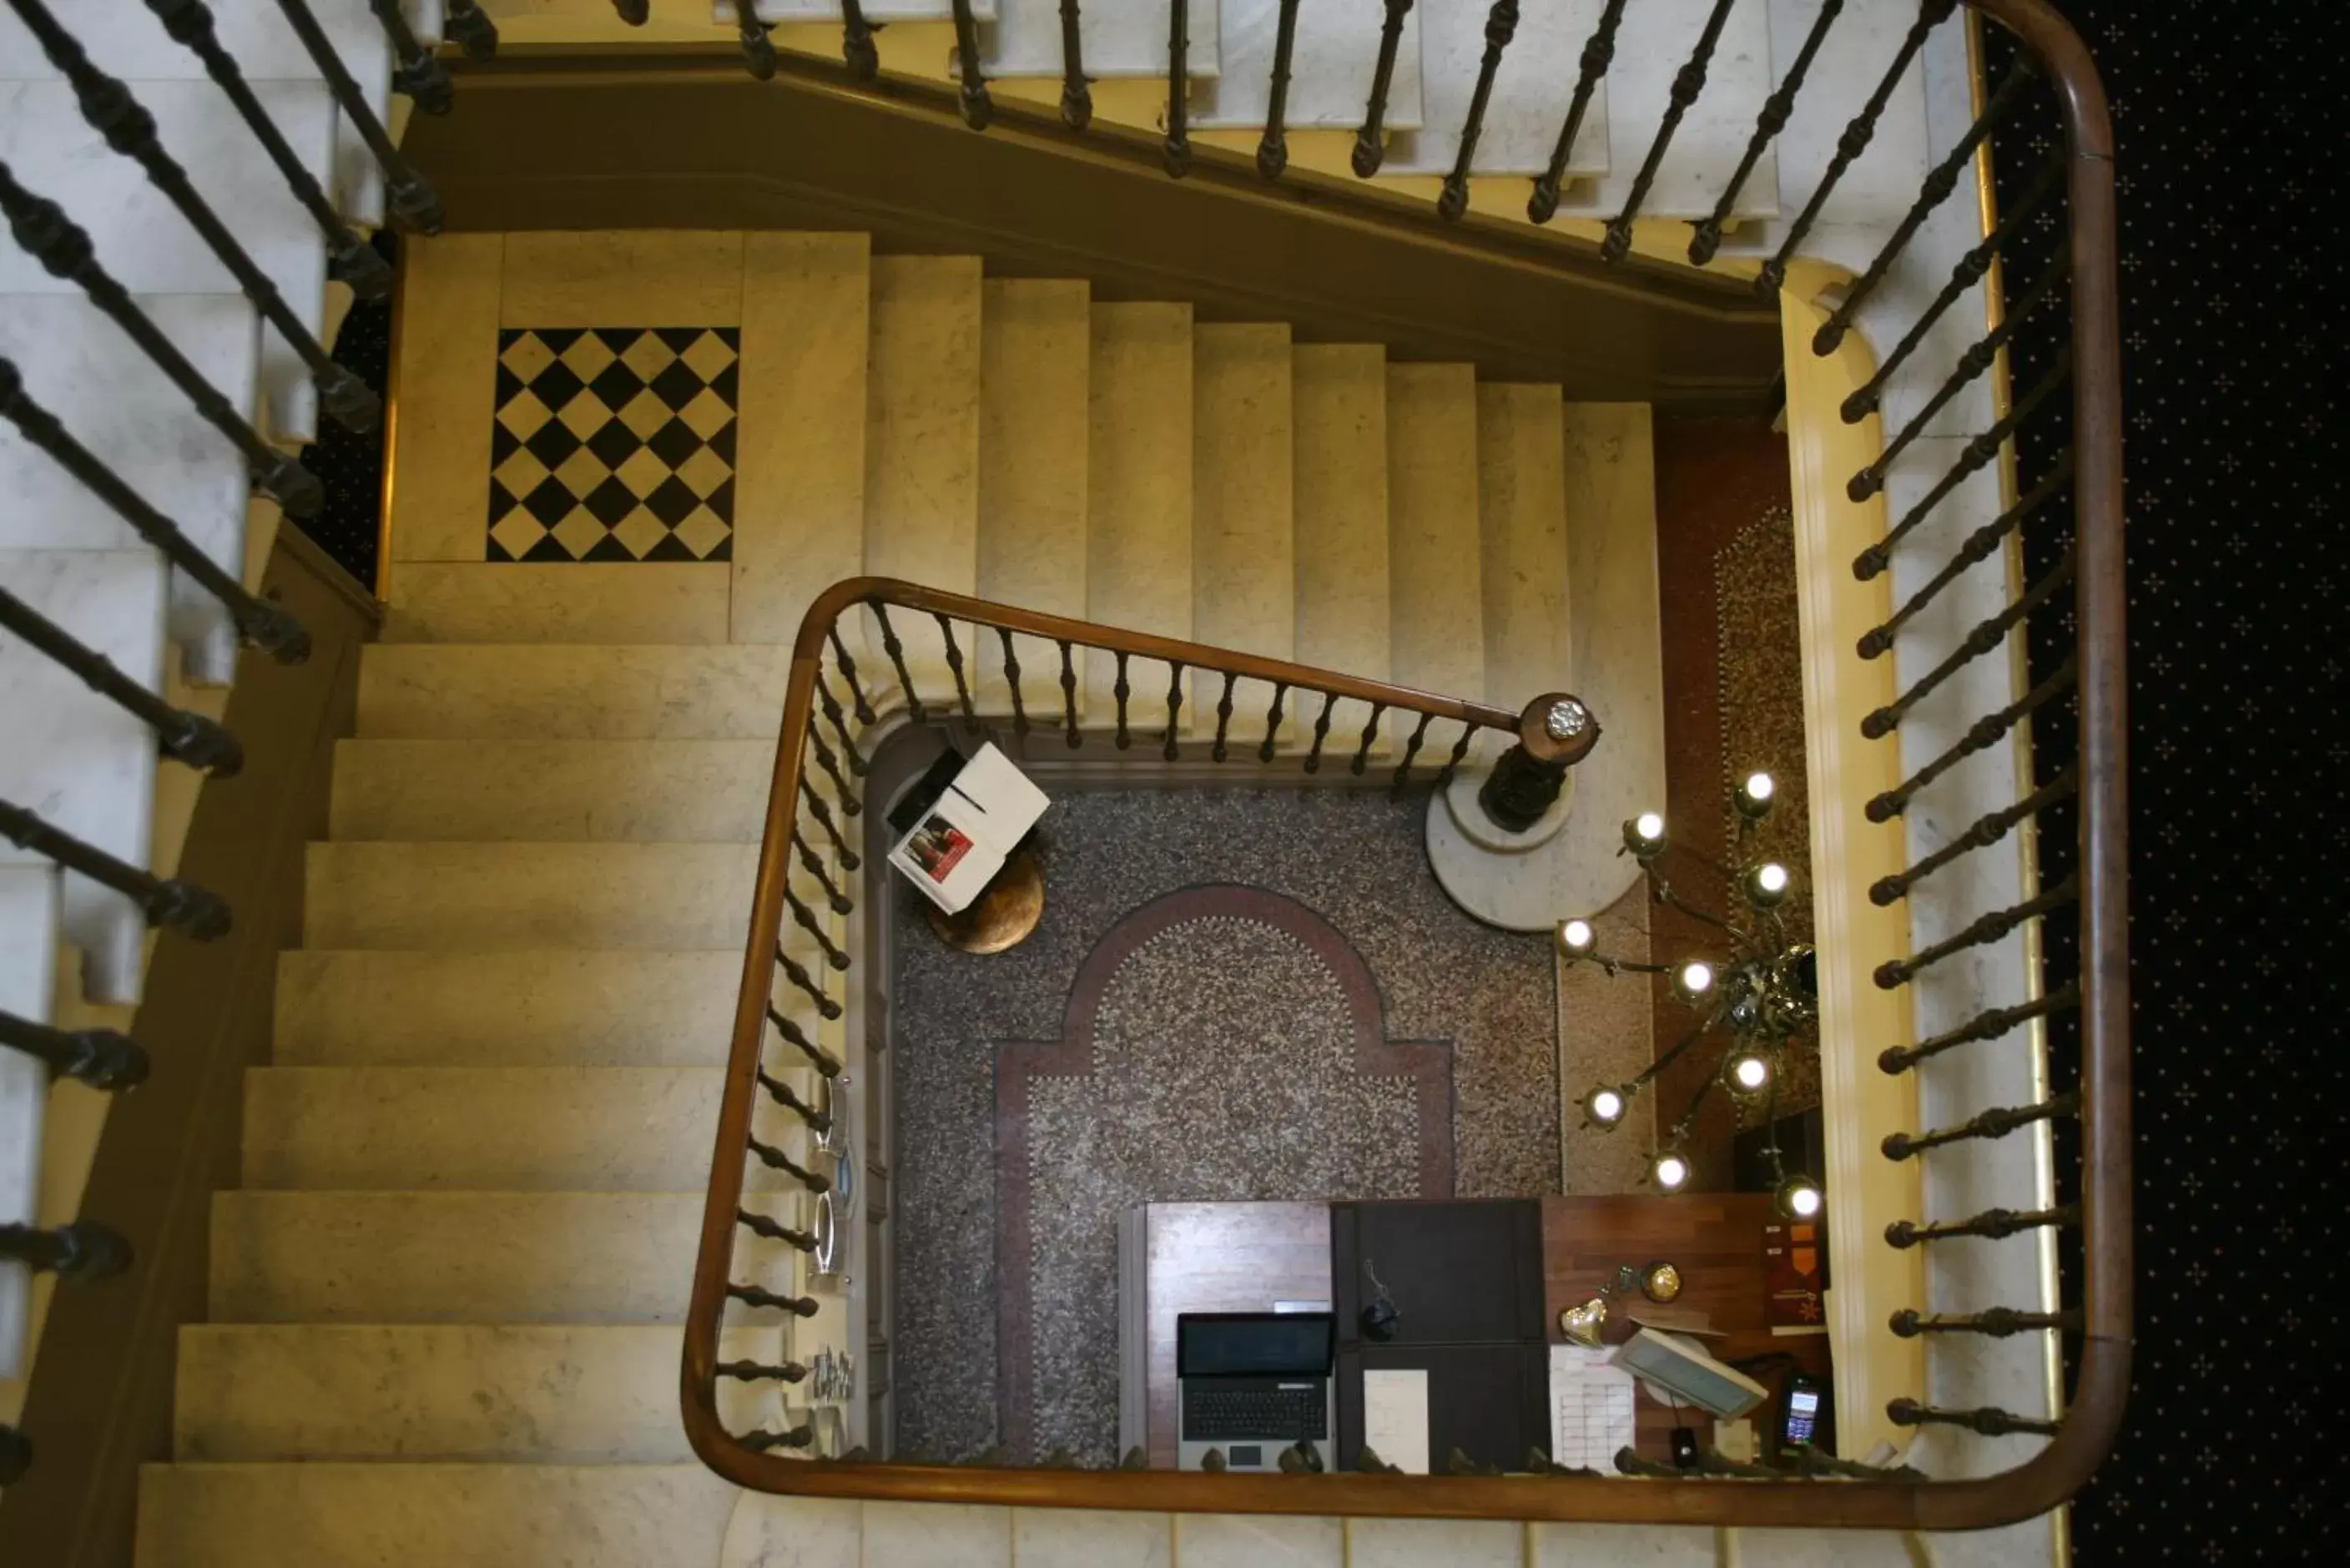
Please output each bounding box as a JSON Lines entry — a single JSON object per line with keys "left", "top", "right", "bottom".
{"left": 1859, "top": 454, "right": 2072, "bottom": 658}
{"left": 1841, "top": 156, "right": 2063, "bottom": 421}
{"left": 727, "top": 1282, "right": 821, "bottom": 1318}
{"left": 364, "top": 0, "right": 452, "bottom": 113}
{"left": 1438, "top": 2, "right": 1521, "bottom": 222}
{"left": 1352, "top": 0, "right": 1415, "bottom": 177}
{"left": 826, "top": 626, "right": 876, "bottom": 726}
{"left": 0, "top": 169, "right": 324, "bottom": 517}
{"left": 0, "top": 1010, "right": 148, "bottom": 1091}
{"left": 1529, "top": 0, "right": 1628, "bottom": 224}
{"left": 1163, "top": 0, "right": 1191, "bottom": 175}
{"left": 730, "top": 1, "right": 779, "bottom": 79}
{"left": 1852, "top": 345, "right": 2070, "bottom": 515}
{"left": 840, "top": 0, "right": 879, "bottom": 78}
{"left": 1889, "top": 1306, "right": 2079, "bottom": 1339}
{"left": 1257, "top": 0, "right": 1303, "bottom": 178}
{"left": 1882, "top": 1091, "right": 2079, "bottom": 1162}
{"left": 1873, "top": 875, "right": 2078, "bottom": 991}
{"left": 1056, "top": 0, "right": 1092, "bottom": 128}
{"left": 1392, "top": 712, "right": 1433, "bottom": 794}
{"left": 444, "top": 0, "right": 498, "bottom": 59}
{"left": 1600, "top": 0, "right": 1738, "bottom": 263}
{"left": 145, "top": 0, "right": 390, "bottom": 299}
{"left": 807, "top": 733, "right": 856, "bottom": 813}
{"left": 1258, "top": 682, "right": 1288, "bottom": 763}
{"left": 270, "top": 0, "right": 442, "bottom": 232}
{"left": 933, "top": 613, "right": 976, "bottom": 729}
{"left": 1161, "top": 662, "right": 1185, "bottom": 761}
{"left": 737, "top": 1206, "right": 819, "bottom": 1251}
{"left": 1, "top": 797, "right": 229, "bottom": 938}
{"left": 774, "top": 940, "right": 845, "bottom": 1021}
{"left": 748, "top": 1135, "right": 830, "bottom": 1192}
{"left": 610, "top": 0, "right": 648, "bottom": 22}
{"left": 1866, "top": 656, "right": 2075, "bottom": 817}
{"left": 767, "top": 1002, "right": 845, "bottom": 1076}
{"left": 1688, "top": 0, "right": 1838, "bottom": 261}
{"left": 0, "top": 584, "right": 243, "bottom": 775}
{"left": 951, "top": 0, "right": 993, "bottom": 129}
{"left": 1757, "top": 0, "right": 1958, "bottom": 294}
{"left": 1869, "top": 769, "right": 2076, "bottom": 905}
{"left": 996, "top": 627, "right": 1030, "bottom": 737}
{"left": 1112, "top": 651, "right": 1132, "bottom": 750}
{"left": 1056, "top": 639, "right": 1081, "bottom": 748}
{"left": 1886, "top": 1202, "right": 2078, "bottom": 1249}
{"left": 812, "top": 669, "right": 867, "bottom": 777}
{"left": 719, "top": 1355, "right": 812, "bottom": 1379}
{"left": 1886, "top": 1399, "right": 2059, "bottom": 1439}
{"left": 0, "top": 1220, "right": 131, "bottom": 1281}
{"left": 798, "top": 779, "right": 860, "bottom": 870}
{"left": 1860, "top": 558, "right": 2074, "bottom": 739}
{"left": 757, "top": 1067, "right": 834, "bottom": 1134}
{"left": 792, "top": 829, "right": 854, "bottom": 915}
{"left": 1349, "top": 703, "right": 1385, "bottom": 776}
{"left": 1433, "top": 724, "right": 1475, "bottom": 790}
{"left": 743, "top": 1424, "right": 817, "bottom": 1451}
{"left": 784, "top": 887, "right": 852, "bottom": 972}
{"left": 868, "top": 603, "right": 927, "bottom": 722}
{"left": 1211, "top": 671, "right": 1238, "bottom": 761}
{"left": 1878, "top": 984, "right": 2078, "bottom": 1075}
{"left": 1814, "top": 59, "right": 2037, "bottom": 354}
{"left": 1302, "top": 692, "right": 1338, "bottom": 774}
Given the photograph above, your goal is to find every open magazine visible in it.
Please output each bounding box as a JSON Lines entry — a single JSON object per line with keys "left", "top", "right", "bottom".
{"left": 886, "top": 744, "right": 1050, "bottom": 915}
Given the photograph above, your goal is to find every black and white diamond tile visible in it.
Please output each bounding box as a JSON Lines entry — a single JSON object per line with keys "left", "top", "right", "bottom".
{"left": 487, "top": 326, "right": 739, "bottom": 562}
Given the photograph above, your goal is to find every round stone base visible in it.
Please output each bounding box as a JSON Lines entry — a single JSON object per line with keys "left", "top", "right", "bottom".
{"left": 1440, "top": 730, "right": 1574, "bottom": 853}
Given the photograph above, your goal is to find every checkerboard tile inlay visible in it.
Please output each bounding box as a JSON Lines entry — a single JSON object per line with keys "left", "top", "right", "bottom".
{"left": 487, "top": 326, "right": 739, "bottom": 562}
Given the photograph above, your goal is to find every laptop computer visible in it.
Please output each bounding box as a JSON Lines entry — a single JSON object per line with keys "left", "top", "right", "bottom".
{"left": 1175, "top": 1311, "right": 1336, "bottom": 1472}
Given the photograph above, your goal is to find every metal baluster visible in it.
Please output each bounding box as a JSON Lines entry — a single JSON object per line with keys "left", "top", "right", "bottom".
{"left": 1889, "top": 1306, "right": 2078, "bottom": 1339}
{"left": 269, "top": 0, "right": 442, "bottom": 232}
{"left": 365, "top": 0, "right": 452, "bottom": 113}
{"left": 757, "top": 1067, "right": 834, "bottom": 1134}
{"left": 1529, "top": 0, "right": 1628, "bottom": 224}
{"left": 1869, "top": 770, "right": 2075, "bottom": 903}
{"left": 1352, "top": 0, "right": 1415, "bottom": 177}
{"left": 1433, "top": 724, "right": 1475, "bottom": 790}
{"left": 827, "top": 626, "right": 876, "bottom": 726}
{"left": 1258, "top": 682, "right": 1288, "bottom": 763}
{"left": 1814, "top": 59, "right": 2036, "bottom": 354}
{"left": 1161, "top": 661, "right": 1185, "bottom": 761}
{"left": 1211, "top": 671, "right": 1237, "bottom": 761}
{"left": 145, "top": 0, "right": 390, "bottom": 299}
{"left": 1257, "top": 0, "right": 1303, "bottom": 177}
{"left": 932, "top": 613, "right": 976, "bottom": 729}
{"left": 1600, "top": 0, "right": 1738, "bottom": 263}
{"left": 1056, "top": 0, "right": 1092, "bottom": 128}
{"left": 748, "top": 1135, "right": 830, "bottom": 1192}
{"left": 1865, "top": 656, "right": 2075, "bottom": 817}
{"left": 840, "top": 0, "right": 879, "bottom": 78}
{"left": 767, "top": 1002, "right": 845, "bottom": 1076}
{"left": 1873, "top": 875, "right": 2077, "bottom": 991}
{"left": 1886, "top": 1399, "right": 2058, "bottom": 1439}
{"left": 1878, "top": 985, "right": 2078, "bottom": 1075}
{"left": 1392, "top": 711, "right": 1433, "bottom": 794}
{"left": 1438, "top": 2, "right": 1520, "bottom": 222}
{"left": 1853, "top": 346, "right": 2070, "bottom": 513}
{"left": 798, "top": 779, "right": 860, "bottom": 870}
{"left": 1882, "top": 1091, "right": 2078, "bottom": 1162}
{"left": 728, "top": 1282, "right": 821, "bottom": 1318}
{"left": 775, "top": 940, "right": 845, "bottom": 1021}
{"left": 784, "top": 887, "right": 852, "bottom": 971}
{"left": 1860, "top": 455, "right": 2072, "bottom": 658}
{"left": 996, "top": 627, "right": 1030, "bottom": 737}
{"left": 0, "top": 584, "right": 243, "bottom": 775}
{"left": 793, "top": 829, "right": 854, "bottom": 915}
{"left": 869, "top": 603, "right": 927, "bottom": 722}
{"left": 807, "top": 733, "right": 857, "bottom": 814}
{"left": 720, "top": 1354, "right": 812, "bottom": 1379}
{"left": 1301, "top": 692, "right": 1337, "bottom": 773}
{"left": 737, "top": 1205, "right": 819, "bottom": 1251}
{"left": 0, "top": 168, "right": 324, "bottom": 517}
{"left": 812, "top": 668, "right": 866, "bottom": 777}
{"left": 0, "top": 1221, "right": 131, "bottom": 1281}
{"left": 1841, "top": 156, "right": 2062, "bottom": 421}
{"left": 1860, "top": 559, "right": 2074, "bottom": 739}
{"left": 1056, "top": 639, "right": 1082, "bottom": 748}
{"left": 951, "top": 0, "right": 992, "bottom": 129}
{"left": 743, "top": 1424, "right": 818, "bottom": 1450}
{"left": 1162, "top": 0, "right": 1192, "bottom": 175}
{"left": 0, "top": 1010, "right": 148, "bottom": 1090}
{"left": 0, "top": 797, "right": 229, "bottom": 938}
{"left": 1886, "top": 1202, "right": 2078, "bottom": 1249}
{"left": 1688, "top": 0, "right": 1838, "bottom": 261}
{"left": 1112, "top": 651, "right": 1132, "bottom": 749}
{"left": 1349, "top": 703, "right": 1385, "bottom": 776}
{"left": 730, "top": 1, "right": 779, "bottom": 79}
{"left": 444, "top": 0, "right": 498, "bottom": 60}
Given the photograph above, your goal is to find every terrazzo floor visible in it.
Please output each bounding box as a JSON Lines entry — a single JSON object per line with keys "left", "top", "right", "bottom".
{"left": 885, "top": 781, "right": 1556, "bottom": 1465}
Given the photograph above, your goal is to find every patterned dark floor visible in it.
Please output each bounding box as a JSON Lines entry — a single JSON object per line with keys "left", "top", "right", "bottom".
{"left": 887, "top": 783, "right": 1556, "bottom": 1464}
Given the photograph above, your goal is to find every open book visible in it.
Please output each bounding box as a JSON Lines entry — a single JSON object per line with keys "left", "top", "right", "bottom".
{"left": 886, "top": 744, "right": 1050, "bottom": 915}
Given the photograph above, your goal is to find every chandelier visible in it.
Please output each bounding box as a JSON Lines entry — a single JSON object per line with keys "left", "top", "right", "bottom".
{"left": 1557, "top": 770, "right": 1826, "bottom": 1221}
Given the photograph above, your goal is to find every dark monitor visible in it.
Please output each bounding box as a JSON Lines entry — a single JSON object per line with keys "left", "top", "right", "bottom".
{"left": 1177, "top": 1313, "right": 1336, "bottom": 1379}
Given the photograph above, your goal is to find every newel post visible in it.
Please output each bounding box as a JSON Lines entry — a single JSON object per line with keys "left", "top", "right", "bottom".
{"left": 1476, "top": 693, "right": 1600, "bottom": 833}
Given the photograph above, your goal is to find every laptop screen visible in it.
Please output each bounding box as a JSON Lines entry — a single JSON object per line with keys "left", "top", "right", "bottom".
{"left": 1177, "top": 1313, "right": 1335, "bottom": 1379}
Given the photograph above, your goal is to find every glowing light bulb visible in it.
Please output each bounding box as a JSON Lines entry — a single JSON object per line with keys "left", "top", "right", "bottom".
{"left": 1673, "top": 960, "right": 1716, "bottom": 1002}
{"left": 1727, "top": 1051, "right": 1772, "bottom": 1094}
{"left": 1558, "top": 918, "right": 1596, "bottom": 955}
{"left": 1637, "top": 811, "right": 1666, "bottom": 839}
{"left": 1743, "top": 860, "right": 1792, "bottom": 908}
{"left": 1652, "top": 1151, "right": 1691, "bottom": 1191}
{"left": 1777, "top": 1173, "right": 1825, "bottom": 1220}
{"left": 1623, "top": 812, "right": 1668, "bottom": 858}
{"left": 1584, "top": 1085, "right": 1628, "bottom": 1127}
{"left": 1737, "top": 772, "right": 1777, "bottom": 819}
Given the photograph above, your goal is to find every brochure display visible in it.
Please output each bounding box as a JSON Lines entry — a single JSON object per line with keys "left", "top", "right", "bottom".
{"left": 887, "top": 744, "right": 1051, "bottom": 916}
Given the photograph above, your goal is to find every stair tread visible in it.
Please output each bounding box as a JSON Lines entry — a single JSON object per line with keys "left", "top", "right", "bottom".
{"left": 1084, "top": 301, "right": 1195, "bottom": 723}
{"left": 1191, "top": 323, "right": 1295, "bottom": 668}
{"left": 329, "top": 739, "right": 776, "bottom": 843}
{"left": 1475, "top": 383, "right": 1574, "bottom": 715}
{"left": 383, "top": 564, "right": 733, "bottom": 645}
{"left": 1196, "top": 0, "right": 1426, "bottom": 131}
{"left": 355, "top": 643, "right": 792, "bottom": 740}
{"left": 1386, "top": 363, "right": 1488, "bottom": 706}
{"left": 986, "top": 0, "right": 1218, "bottom": 79}
{"left": 862, "top": 255, "right": 984, "bottom": 597}
{"left": 1291, "top": 344, "right": 1391, "bottom": 688}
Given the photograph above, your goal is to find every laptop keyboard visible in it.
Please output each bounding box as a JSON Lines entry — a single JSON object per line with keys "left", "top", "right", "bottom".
{"left": 1183, "top": 1385, "right": 1327, "bottom": 1441}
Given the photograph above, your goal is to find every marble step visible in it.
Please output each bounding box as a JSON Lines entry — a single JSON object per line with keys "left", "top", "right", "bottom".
{"left": 273, "top": 949, "right": 744, "bottom": 1068}
{"left": 1290, "top": 343, "right": 1390, "bottom": 684}
{"left": 0, "top": 865, "right": 60, "bottom": 1379}
{"left": 355, "top": 643, "right": 792, "bottom": 740}
{"left": 1190, "top": 322, "right": 1295, "bottom": 668}
{"left": 861, "top": 255, "right": 983, "bottom": 598}
{"left": 174, "top": 1323, "right": 780, "bottom": 1464}
{"left": 0, "top": 549, "right": 166, "bottom": 1006}
{"left": 1082, "top": 301, "right": 1194, "bottom": 725}
{"left": 329, "top": 739, "right": 776, "bottom": 842}
{"left": 1558, "top": 0, "right": 1779, "bottom": 221}
{"left": 752, "top": 0, "right": 992, "bottom": 21}
{"left": 1385, "top": 362, "right": 1487, "bottom": 705}
{"left": 986, "top": 0, "right": 1219, "bottom": 81}
{"left": 383, "top": 563, "right": 734, "bottom": 644}
{"left": 1197, "top": 0, "right": 1425, "bottom": 132}
{"left": 1473, "top": 381, "right": 1573, "bottom": 716}
{"left": 1384, "top": 0, "right": 1616, "bottom": 187}
{"left": 134, "top": 1464, "right": 738, "bottom": 1568}
{"left": 976, "top": 278, "right": 1090, "bottom": 710}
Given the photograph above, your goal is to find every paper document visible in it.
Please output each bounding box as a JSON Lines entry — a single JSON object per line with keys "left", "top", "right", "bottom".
{"left": 1361, "top": 1369, "right": 1430, "bottom": 1475}
{"left": 886, "top": 743, "right": 1050, "bottom": 915}
{"left": 1548, "top": 1344, "right": 1636, "bottom": 1472}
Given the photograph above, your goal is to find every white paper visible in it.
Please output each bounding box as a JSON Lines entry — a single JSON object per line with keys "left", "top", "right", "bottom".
{"left": 1548, "top": 1344, "right": 1636, "bottom": 1472}
{"left": 1361, "top": 1368, "right": 1431, "bottom": 1475}
{"left": 887, "top": 744, "right": 1051, "bottom": 914}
